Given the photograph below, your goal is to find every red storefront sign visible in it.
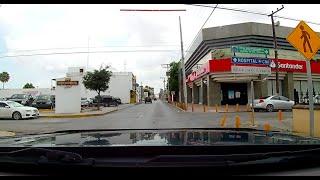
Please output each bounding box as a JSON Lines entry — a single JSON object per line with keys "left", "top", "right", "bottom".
{"left": 269, "top": 59, "right": 306, "bottom": 72}
{"left": 186, "top": 62, "right": 210, "bottom": 82}
{"left": 186, "top": 58, "right": 320, "bottom": 83}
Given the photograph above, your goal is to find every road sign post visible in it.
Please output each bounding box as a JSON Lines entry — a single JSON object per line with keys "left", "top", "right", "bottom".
{"left": 287, "top": 20, "right": 320, "bottom": 137}
{"left": 306, "top": 60, "right": 315, "bottom": 136}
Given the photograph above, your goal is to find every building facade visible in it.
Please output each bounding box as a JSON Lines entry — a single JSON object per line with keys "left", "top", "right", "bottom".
{"left": 184, "top": 22, "right": 320, "bottom": 105}
{"left": 56, "top": 68, "right": 137, "bottom": 104}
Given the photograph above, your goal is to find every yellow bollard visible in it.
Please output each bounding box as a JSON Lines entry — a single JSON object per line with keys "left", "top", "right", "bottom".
{"left": 236, "top": 104, "right": 239, "bottom": 112}
{"left": 235, "top": 115, "right": 241, "bottom": 128}
{"left": 249, "top": 111, "right": 255, "bottom": 126}
{"left": 264, "top": 122, "right": 271, "bottom": 133}
{"left": 278, "top": 110, "right": 283, "bottom": 121}
{"left": 220, "top": 114, "right": 227, "bottom": 127}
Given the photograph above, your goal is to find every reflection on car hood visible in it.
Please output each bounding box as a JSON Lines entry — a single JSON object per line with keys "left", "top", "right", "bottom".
{"left": 0, "top": 129, "right": 320, "bottom": 147}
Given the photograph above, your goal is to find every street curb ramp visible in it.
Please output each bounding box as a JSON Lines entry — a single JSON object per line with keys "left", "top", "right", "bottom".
{"left": 167, "top": 102, "right": 185, "bottom": 112}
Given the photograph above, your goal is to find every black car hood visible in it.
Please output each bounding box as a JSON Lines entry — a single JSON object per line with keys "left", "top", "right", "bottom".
{"left": 0, "top": 129, "right": 319, "bottom": 147}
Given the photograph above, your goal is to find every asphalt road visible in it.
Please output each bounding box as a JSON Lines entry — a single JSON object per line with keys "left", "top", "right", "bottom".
{"left": 0, "top": 100, "right": 293, "bottom": 136}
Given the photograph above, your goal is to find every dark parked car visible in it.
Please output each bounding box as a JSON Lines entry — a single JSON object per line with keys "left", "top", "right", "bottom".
{"left": 7, "top": 94, "right": 34, "bottom": 106}
{"left": 31, "top": 95, "right": 55, "bottom": 109}
{"left": 114, "top": 97, "right": 121, "bottom": 104}
{"left": 93, "top": 95, "right": 118, "bottom": 107}
{"left": 145, "top": 97, "right": 152, "bottom": 103}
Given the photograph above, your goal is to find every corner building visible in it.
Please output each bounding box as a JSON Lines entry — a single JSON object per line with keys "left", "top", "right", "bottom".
{"left": 184, "top": 22, "right": 320, "bottom": 106}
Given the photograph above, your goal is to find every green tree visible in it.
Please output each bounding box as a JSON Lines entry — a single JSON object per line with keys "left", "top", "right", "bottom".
{"left": 23, "top": 83, "right": 35, "bottom": 89}
{"left": 82, "top": 66, "right": 112, "bottom": 110}
{"left": 0, "top": 72, "right": 10, "bottom": 89}
{"left": 168, "top": 61, "right": 180, "bottom": 97}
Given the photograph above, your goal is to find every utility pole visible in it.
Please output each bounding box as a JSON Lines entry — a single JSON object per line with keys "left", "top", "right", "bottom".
{"left": 268, "top": 5, "right": 284, "bottom": 95}
{"left": 179, "top": 16, "right": 187, "bottom": 107}
{"left": 161, "top": 63, "right": 170, "bottom": 101}
{"left": 160, "top": 77, "right": 166, "bottom": 101}
{"left": 119, "top": 8, "right": 187, "bottom": 104}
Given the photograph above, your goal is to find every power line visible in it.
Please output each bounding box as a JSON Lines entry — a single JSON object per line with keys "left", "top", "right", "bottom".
{"left": 4, "top": 44, "right": 182, "bottom": 53}
{"left": 185, "top": 4, "right": 219, "bottom": 55}
{"left": 0, "top": 49, "right": 181, "bottom": 59}
{"left": 120, "top": 9, "right": 186, "bottom": 12}
{"left": 188, "top": 4, "right": 320, "bottom": 26}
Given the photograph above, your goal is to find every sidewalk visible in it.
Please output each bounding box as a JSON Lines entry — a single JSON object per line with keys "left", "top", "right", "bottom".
{"left": 168, "top": 102, "right": 251, "bottom": 113}
{"left": 184, "top": 103, "right": 251, "bottom": 113}
{"left": 39, "top": 103, "right": 135, "bottom": 118}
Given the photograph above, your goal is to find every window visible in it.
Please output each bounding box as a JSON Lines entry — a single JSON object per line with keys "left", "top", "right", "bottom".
{"left": 271, "top": 96, "right": 280, "bottom": 100}
{"left": 279, "top": 96, "right": 289, "bottom": 101}
{"left": 0, "top": 103, "right": 7, "bottom": 107}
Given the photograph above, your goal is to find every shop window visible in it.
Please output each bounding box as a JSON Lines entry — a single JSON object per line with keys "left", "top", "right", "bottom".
{"left": 314, "top": 81, "right": 320, "bottom": 95}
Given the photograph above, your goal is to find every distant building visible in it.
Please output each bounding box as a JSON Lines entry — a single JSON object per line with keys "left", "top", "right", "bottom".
{"left": 136, "top": 85, "right": 143, "bottom": 103}
{"left": 57, "top": 67, "right": 137, "bottom": 104}
{"left": 144, "top": 86, "right": 155, "bottom": 98}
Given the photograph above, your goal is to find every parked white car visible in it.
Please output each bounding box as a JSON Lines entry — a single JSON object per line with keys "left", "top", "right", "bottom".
{"left": 0, "top": 101, "right": 39, "bottom": 120}
{"left": 250, "top": 95, "right": 295, "bottom": 112}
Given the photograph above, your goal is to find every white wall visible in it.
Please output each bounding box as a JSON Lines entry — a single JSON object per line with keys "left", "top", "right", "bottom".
{"left": 55, "top": 76, "right": 81, "bottom": 114}
{"left": 81, "top": 72, "right": 133, "bottom": 104}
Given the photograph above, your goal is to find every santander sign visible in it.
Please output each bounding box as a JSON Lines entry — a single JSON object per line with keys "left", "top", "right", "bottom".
{"left": 269, "top": 59, "right": 306, "bottom": 72}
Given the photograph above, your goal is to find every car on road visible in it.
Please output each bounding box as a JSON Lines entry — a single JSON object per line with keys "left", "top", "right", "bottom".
{"left": 0, "top": 101, "right": 39, "bottom": 120}
{"left": 31, "top": 95, "right": 55, "bottom": 109}
{"left": 7, "top": 94, "right": 34, "bottom": 106}
{"left": 251, "top": 95, "right": 295, "bottom": 112}
{"left": 114, "top": 97, "right": 121, "bottom": 105}
{"left": 145, "top": 97, "right": 152, "bottom": 103}
{"left": 93, "top": 95, "right": 118, "bottom": 107}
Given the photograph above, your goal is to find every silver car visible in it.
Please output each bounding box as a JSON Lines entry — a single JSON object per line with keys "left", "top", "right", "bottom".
{"left": 251, "top": 95, "right": 295, "bottom": 112}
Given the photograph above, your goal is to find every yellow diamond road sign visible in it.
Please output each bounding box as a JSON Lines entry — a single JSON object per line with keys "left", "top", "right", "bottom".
{"left": 287, "top": 21, "right": 320, "bottom": 60}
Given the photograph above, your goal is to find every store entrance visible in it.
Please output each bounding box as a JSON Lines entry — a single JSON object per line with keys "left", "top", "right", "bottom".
{"left": 221, "top": 83, "right": 248, "bottom": 105}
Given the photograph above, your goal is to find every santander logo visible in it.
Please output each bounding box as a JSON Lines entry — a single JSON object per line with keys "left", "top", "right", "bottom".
{"left": 269, "top": 60, "right": 303, "bottom": 70}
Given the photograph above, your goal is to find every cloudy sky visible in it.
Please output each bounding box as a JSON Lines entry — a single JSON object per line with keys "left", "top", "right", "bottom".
{"left": 0, "top": 4, "right": 319, "bottom": 94}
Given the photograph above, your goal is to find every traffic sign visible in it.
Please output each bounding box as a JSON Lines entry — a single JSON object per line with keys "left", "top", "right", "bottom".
{"left": 287, "top": 21, "right": 319, "bottom": 137}
{"left": 232, "top": 57, "right": 270, "bottom": 65}
{"left": 231, "top": 46, "right": 269, "bottom": 55}
{"left": 287, "top": 21, "right": 320, "bottom": 60}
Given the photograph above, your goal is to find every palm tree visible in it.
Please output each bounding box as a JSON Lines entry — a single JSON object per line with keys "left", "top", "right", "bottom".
{"left": 0, "top": 72, "right": 10, "bottom": 89}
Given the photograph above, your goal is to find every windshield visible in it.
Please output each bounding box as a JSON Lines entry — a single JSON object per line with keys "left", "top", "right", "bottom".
{"left": 36, "top": 95, "right": 50, "bottom": 100}
{"left": 6, "top": 101, "right": 24, "bottom": 107}
{"left": 10, "top": 94, "right": 26, "bottom": 99}
{"left": 0, "top": 4, "right": 320, "bottom": 151}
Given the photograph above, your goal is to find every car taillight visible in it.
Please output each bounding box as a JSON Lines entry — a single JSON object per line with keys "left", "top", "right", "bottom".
{"left": 259, "top": 99, "right": 264, "bottom": 103}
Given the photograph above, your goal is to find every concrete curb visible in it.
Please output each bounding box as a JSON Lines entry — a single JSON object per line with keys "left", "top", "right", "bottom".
{"left": 39, "top": 103, "right": 139, "bottom": 118}
{"left": 167, "top": 102, "right": 186, "bottom": 112}
{"left": 39, "top": 109, "right": 118, "bottom": 118}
